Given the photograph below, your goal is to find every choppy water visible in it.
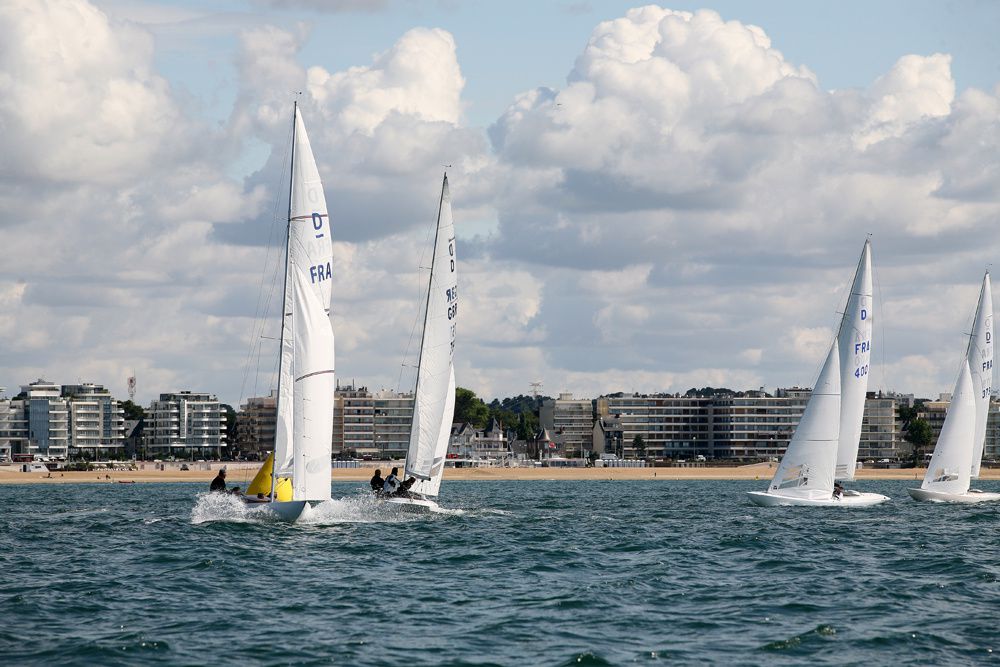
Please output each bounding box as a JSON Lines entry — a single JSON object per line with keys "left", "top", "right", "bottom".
{"left": 1, "top": 479, "right": 999, "bottom": 666}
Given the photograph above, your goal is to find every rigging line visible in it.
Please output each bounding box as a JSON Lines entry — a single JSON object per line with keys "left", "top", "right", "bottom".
{"left": 396, "top": 179, "right": 440, "bottom": 394}
{"left": 238, "top": 119, "right": 295, "bottom": 407}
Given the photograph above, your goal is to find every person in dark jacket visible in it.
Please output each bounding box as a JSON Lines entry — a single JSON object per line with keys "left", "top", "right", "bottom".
{"left": 210, "top": 469, "right": 228, "bottom": 493}
{"left": 383, "top": 467, "right": 400, "bottom": 495}
{"left": 369, "top": 469, "right": 384, "bottom": 495}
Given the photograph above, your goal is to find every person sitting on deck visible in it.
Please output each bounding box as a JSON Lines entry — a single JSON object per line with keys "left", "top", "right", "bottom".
{"left": 392, "top": 476, "right": 417, "bottom": 498}
{"left": 369, "top": 469, "right": 384, "bottom": 495}
{"left": 833, "top": 482, "right": 845, "bottom": 500}
{"left": 383, "top": 467, "right": 401, "bottom": 495}
{"left": 210, "top": 469, "right": 228, "bottom": 493}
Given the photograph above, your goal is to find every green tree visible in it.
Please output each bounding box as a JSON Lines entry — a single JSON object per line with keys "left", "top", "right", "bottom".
{"left": 121, "top": 400, "right": 145, "bottom": 421}
{"left": 904, "top": 417, "right": 933, "bottom": 465}
{"left": 455, "top": 387, "right": 490, "bottom": 428}
{"left": 632, "top": 435, "right": 646, "bottom": 459}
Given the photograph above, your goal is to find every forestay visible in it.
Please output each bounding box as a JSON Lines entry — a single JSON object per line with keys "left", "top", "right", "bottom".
{"left": 405, "top": 176, "right": 458, "bottom": 499}
{"left": 767, "top": 341, "right": 841, "bottom": 500}
{"left": 921, "top": 364, "right": 975, "bottom": 495}
{"left": 968, "top": 273, "right": 993, "bottom": 479}
{"left": 273, "top": 107, "right": 335, "bottom": 502}
{"left": 835, "top": 240, "right": 873, "bottom": 481}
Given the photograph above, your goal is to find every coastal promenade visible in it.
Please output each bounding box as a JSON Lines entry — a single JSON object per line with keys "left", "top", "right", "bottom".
{"left": 2, "top": 463, "right": 998, "bottom": 484}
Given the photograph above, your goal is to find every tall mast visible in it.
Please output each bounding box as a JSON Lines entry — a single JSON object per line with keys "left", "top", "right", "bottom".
{"left": 965, "top": 271, "right": 988, "bottom": 358}
{"left": 270, "top": 101, "right": 297, "bottom": 501}
{"left": 407, "top": 172, "right": 448, "bottom": 477}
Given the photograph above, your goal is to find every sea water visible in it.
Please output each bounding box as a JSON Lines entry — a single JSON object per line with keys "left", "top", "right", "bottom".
{"left": 1, "top": 479, "right": 998, "bottom": 665}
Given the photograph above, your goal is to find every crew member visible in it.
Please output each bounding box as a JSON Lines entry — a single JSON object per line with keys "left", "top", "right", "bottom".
{"left": 383, "top": 467, "right": 401, "bottom": 495}
{"left": 210, "top": 469, "right": 228, "bottom": 492}
{"left": 369, "top": 469, "right": 384, "bottom": 495}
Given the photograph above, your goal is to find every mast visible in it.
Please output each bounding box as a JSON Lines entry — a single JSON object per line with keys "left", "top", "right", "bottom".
{"left": 406, "top": 172, "right": 448, "bottom": 480}
{"left": 270, "top": 101, "right": 297, "bottom": 501}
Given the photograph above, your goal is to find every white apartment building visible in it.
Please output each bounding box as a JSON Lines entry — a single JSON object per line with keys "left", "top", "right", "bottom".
{"left": 1, "top": 380, "right": 125, "bottom": 459}
{"left": 540, "top": 392, "right": 594, "bottom": 458}
{"left": 146, "top": 391, "right": 227, "bottom": 458}
{"left": 332, "top": 385, "right": 414, "bottom": 459}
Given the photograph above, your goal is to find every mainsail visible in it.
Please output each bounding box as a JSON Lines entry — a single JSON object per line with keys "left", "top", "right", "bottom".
{"left": 920, "top": 363, "right": 975, "bottom": 495}
{"left": 968, "top": 272, "right": 993, "bottom": 479}
{"left": 271, "top": 105, "right": 335, "bottom": 502}
{"left": 835, "top": 240, "right": 873, "bottom": 481}
{"left": 766, "top": 340, "right": 841, "bottom": 500}
{"left": 404, "top": 175, "right": 458, "bottom": 499}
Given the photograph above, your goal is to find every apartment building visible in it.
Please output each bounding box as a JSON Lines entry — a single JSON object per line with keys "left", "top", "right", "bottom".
{"left": 0, "top": 380, "right": 125, "bottom": 459}
{"left": 540, "top": 393, "right": 594, "bottom": 458}
{"left": 595, "top": 394, "right": 711, "bottom": 458}
{"left": 331, "top": 385, "right": 414, "bottom": 459}
{"left": 235, "top": 392, "right": 277, "bottom": 457}
{"left": 145, "top": 391, "right": 227, "bottom": 458}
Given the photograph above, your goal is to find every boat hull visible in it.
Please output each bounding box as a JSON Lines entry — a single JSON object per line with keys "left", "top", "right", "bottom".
{"left": 747, "top": 490, "right": 890, "bottom": 507}
{"left": 907, "top": 488, "right": 1000, "bottom": 504}
{"left": 383, "top": 496, "right": 440, "bottom": 512}
{"left": 246, "top": 499, "right": 312, "bottom": 522}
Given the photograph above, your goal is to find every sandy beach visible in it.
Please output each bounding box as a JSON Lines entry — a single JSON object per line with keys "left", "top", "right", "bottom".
{"left": 2, "top": 463, "right": 998, "bottom": 484}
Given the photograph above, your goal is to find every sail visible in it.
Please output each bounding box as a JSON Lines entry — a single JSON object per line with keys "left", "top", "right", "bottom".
{"left": 767, "top": 340, "right": 841, "bottom": 500}
{"left": 245, "top": 453, "right": 293, "bottom": 502}
{"left": 921, "top": 363, "right": 975, "bottom": 494}
{"left": 835, "top": 240, "right": 874, "bottom": 481}
{"left": 405, "top": 175, "right": 458, "bottom": 499}
{"left": 273, "top": 107, "right": 335, "bottom": 502}
{"left": 968, "top": 273, "right": 993, "bottom": 479}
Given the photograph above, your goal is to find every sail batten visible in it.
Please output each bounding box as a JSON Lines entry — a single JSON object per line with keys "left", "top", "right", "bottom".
{"left": 405, "top": 175, "right": 458, "bottom": 499}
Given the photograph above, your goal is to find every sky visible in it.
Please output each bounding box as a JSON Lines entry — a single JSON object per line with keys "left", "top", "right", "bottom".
{"left": 2, "top": 0, "right": 1000, "bottom": 406}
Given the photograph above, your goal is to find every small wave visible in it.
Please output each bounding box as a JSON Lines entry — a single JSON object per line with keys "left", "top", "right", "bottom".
{"left": 559, "top": 651, "right": 613, "bottom": 666}
{"left": 761, "top": 624, "right": 836, "bottom": 651}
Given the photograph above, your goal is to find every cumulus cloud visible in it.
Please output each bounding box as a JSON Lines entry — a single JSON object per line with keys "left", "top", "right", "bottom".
{"left": 3, "top": 1, "right": 1000, "bottom": 407}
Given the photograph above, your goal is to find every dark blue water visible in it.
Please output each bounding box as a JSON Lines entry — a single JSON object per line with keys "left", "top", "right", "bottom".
{"left": 1, "top": 480, "right": 998, "bottom": 666}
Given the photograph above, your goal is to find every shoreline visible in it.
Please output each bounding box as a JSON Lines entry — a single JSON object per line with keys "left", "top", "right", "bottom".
{"left": 2, "top": 463, "right": 998, "bottom": 484}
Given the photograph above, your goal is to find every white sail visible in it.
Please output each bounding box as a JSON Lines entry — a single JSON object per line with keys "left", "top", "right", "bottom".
{"left": 968, "top": 273, "right": 993, "bottom": 479}
{"left": 835, "top": 240, "right": 874, "bottom": 481}
{"left": 273, "top": 107, "right": 335, "bottom": 502}
{"left": 766, "top": 340, "right": 841, "bottom": 500}
{"left": 405, "top": 175, "right": 458, "bottom": 499}
{"left": 921, "top": 363, "right": 975, "bottom": 495}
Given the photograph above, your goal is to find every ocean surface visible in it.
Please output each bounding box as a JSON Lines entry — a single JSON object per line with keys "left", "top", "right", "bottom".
{"left": 1, "top": 479, "right": 998, "bottom": 666}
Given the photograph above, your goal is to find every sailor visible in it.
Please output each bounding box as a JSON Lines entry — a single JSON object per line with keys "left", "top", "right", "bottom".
{"left": 393, "top": 476, "right": 417, "bottom": 498}
{"left": 209, "top": 469, "right": 228, "bottom": 493}
{"left": 369, "top": 469, "right": 384, "bottom": 495}
{"left": 383, "top": 467, "right": 401, "bottom": 495}
{"left": 833, "top": 482, "right": 845, "bottom": 500}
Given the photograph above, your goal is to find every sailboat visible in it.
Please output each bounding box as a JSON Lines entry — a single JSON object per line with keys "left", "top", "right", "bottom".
{"left": 242, "top": 103, "right": 336, "bottom": 522}
{"left": 385, "top": 174, "right": 458, "bottom": 511}
{"left": 748, "top": 243, "right": 890, "bottom": 507}
{"left": 908, "top": 273, "right": 1000, "bottom": 503}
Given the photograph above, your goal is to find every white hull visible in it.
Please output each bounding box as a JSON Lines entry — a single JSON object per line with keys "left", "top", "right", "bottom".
{"left": 383, "top": 496, "right": 440, "bottom": 512}
{"left": 747, "top": 490, "right": 890, "bottom": 507}
{"left": 907, "top": 487, "right": 1000, "bottom": 504}
{"left": 247, "top": 499, "right": 312, "bottom": 522}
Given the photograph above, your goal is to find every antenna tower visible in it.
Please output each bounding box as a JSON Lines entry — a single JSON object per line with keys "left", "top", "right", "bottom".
{"left": 127, "top": 371, "right": 136, "bottom": 402}
{"left": 529, "top": 382, "right": 543, "bottom": 399}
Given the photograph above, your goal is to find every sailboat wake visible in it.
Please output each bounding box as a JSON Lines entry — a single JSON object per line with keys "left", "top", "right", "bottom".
{"left": 190, "top": 493, "right": 278, "bottom": 524}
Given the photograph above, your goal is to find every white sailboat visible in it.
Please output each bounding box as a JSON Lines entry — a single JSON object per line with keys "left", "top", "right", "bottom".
{"left": 243, "top": 103, "right": 336, "bottom": 522}
{"left": 385, "top": 174, "right": 458, "bottom": 511}
{"left": 908, "top": 273, "right": 1000, "bottom": 504}
{"left": 748, "top": 244, "right": 890, "bottom": 507}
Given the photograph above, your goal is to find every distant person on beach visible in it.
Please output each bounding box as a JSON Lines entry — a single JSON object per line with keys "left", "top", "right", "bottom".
{"left": 369, "top": 469, "right": 384, "bottom": 495}
{"left": 393, "top": 476, "right": 417, "bottom": 498}
{"left": 383, "top": 467, "right": 400, "bottom": 495}
{"left": 210, "top": 469, "right": 228, "bottom": 493}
